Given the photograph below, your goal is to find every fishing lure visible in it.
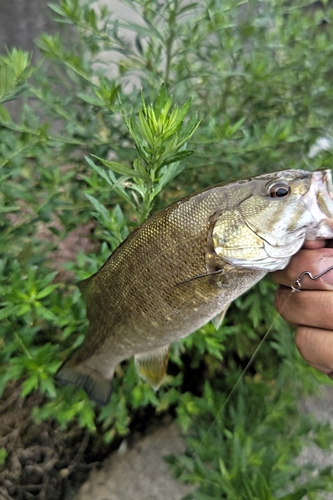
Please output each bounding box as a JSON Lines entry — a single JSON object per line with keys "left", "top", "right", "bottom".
{"left": 291, "top": 264, "right": 333, "bottom": 291}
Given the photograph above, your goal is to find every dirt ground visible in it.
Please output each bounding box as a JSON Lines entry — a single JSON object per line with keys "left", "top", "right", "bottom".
{"left": 0, "top": 382, "right": 108, "bottom": 500}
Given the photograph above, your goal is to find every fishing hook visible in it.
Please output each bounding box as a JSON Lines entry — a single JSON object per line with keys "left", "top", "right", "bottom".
{"left": 291, "top": 264, "right": 333, "bottom": 292}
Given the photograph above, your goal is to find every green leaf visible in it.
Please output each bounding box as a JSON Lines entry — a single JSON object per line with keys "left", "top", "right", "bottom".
{"left": 85, "top": 193, "right": 110, "bottom": 220}
{"left": 0, "top": 448, "right": 8, "bottom": 466}
{"left": 227, "top": 117, "right": 246, "bottom": 137}
{"left": 123, "top": 19, "right": 164, "bottom": 42}
{"left": 85, "top": 156, "right": 114, "bottom": 186}
{"left": 36, "top": 284, "right": 59, "bottom": 300}
{"left": 92, "top": 155, "right": 141, "bottom": 178}
{"left": 0, "top": 205, "right": 19, "bottom": 213}
{"left": 155, "top": 161, "right": 185, "bottom": 192}
{"left": 133, "top": 157, "right": 150, "bottom": 181}
{"left": 178, "top": 112, "right": 201, "bottom": 143}
{"left": 77, "top": 92, "right": 104, "bottom": 107}
{"left": 0, "top": 104, "right": 12, "bottom": 122}
{"left": 21, "top": 374, "right": 39, "bottom": 397}
{"left": 192, "top": 491, "right": 218, "bottom": 500}
{"left": 154, "top": 82, "right": 171, "bottom": 119}
{"left": 0, "top": 305, "right": 20, "bottom": 320}
{"left": 161, "top": 149, "right": 194, "bottom": 166}
{"left": 138, "top": 109, "right": 155, "bottom": 144}
{"left": 175, "top": 98, "right": 192, "bottom": 127}
{"left": 39, "top": 305, "right": 58, "bottom": 321}
{"left": 279, "top": 489, "right": 308, "bottom": 500}
{"left": 254, "top": 471, "right": 272, "bottom": 500}
{"left": 46, "top": 3, "right": 67, "bottom": 18}
{"left": 238, "top": 471, "right": 256, "bottom": 497}
{"left": 40, "top": 377, "right": 57, "bottom": 398}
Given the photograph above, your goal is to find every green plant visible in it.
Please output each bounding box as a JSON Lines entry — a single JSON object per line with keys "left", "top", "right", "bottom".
{"left": 88, "top": 83, "right": 200, "bottom": 224}
{"left": 169, "top": 353, "right": 333, "bottom": 499}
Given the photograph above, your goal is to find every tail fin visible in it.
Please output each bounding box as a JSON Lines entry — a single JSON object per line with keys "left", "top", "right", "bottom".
{"left": 56, "top": 357, "right": 113, "bottom": 406}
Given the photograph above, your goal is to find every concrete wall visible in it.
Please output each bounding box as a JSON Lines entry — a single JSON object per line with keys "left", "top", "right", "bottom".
{"left": 0, "top": 0, "right": 55, "bottom": 54}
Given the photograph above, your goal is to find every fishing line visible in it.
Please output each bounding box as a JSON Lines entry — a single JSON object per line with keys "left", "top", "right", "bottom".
{"left": 191, "top": 286, "right": 295, "bottom": 458}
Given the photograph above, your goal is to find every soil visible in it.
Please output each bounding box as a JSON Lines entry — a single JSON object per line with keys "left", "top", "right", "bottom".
{"left": 0, "top": 382, "right": 110, "bottom": 500}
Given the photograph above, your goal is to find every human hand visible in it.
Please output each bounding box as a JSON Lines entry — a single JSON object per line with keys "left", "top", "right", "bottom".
{"left": 271, "top": 240, "right": 333, "bottom": 379}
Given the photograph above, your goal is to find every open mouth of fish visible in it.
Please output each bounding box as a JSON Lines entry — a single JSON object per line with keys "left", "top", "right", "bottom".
{"left": 304, "top": 169, "right": 333, "bottom": 239}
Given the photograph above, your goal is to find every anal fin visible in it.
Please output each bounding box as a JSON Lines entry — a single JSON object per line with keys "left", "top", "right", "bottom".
{"left": 135, "top": 345, "right": 170, "bottom": 389}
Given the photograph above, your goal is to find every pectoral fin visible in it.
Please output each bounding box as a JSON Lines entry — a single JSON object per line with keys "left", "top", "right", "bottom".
{"left": 212, "top": 303, "right": 230, "bottom": 330}
{"left": 135, "top": 345, "right": 170, "bottom": 389}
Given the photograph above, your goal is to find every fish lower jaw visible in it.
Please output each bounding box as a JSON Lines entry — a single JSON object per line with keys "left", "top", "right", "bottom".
{"left": 223, "top": 253, "right": 295, "bottom": 272}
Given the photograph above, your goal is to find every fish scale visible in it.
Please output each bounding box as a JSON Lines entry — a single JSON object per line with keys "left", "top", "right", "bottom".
{"left": 56, "top": 169, "right": 333, "bottom": 405}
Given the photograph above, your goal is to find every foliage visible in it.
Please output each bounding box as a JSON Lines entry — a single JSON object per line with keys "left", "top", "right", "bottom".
{"left": 1, "top": 0, "right": 333, "bottom": 498}
{"left": 169, "top": 358, "right": 333, "bottom": 499}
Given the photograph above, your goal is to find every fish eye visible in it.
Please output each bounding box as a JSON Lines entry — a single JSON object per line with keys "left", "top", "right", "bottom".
{"left": 267, "top": 181, "right": 291, "bottom": 198}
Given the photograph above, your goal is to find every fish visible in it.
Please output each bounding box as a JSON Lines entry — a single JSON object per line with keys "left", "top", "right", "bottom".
{"left": 56, "top": 169, "right": 333, "bottom": 405}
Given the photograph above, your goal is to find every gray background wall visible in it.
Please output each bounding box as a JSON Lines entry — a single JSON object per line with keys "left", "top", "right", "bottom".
{"left": 0, "top": 0, "right": 55, "bottom": 54}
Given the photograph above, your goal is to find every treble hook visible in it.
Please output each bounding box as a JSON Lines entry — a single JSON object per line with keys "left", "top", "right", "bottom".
{"left": 291, "top": 264, "right": 333, "bottom": 292}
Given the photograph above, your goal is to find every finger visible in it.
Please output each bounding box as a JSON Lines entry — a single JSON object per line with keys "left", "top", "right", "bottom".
{"left": 271, "top": 249, "right": 333, "bottom": 290}
{"left": 295, "top": 326, "right": 333, "bottom": 375}
{"left": 274, "top": 287, "right": 333, "bottom": 330}
{"left": 302, "top": 240, "right": 327, "bottom": 250}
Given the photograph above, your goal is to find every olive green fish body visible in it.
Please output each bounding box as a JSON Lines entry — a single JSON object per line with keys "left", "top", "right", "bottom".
{"left": 56, "top": 169, "right": 333, "bottom": 404}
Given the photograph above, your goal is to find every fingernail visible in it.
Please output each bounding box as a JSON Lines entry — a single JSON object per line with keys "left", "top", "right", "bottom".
{"left": 318, "top": 257, "right": 333, "bottom": 285}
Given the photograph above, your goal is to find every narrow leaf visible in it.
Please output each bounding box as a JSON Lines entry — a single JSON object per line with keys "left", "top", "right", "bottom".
{"left": 279, "top": 489, "right": 308, "bottom": 500}
{"left": 0, "top": 305, "right": 20, "bottom": 320}
{"left": 133, "top": 158, "right": 150, "bottom": 181}
{"left": 85, "top": 193, "right": 110, "bottom": 220}
{"left": 161, "top": 149, "right": 194, "bottom": 166}
{"left": 0, "top": 104, "right": 12, "bottom": 122}
{"left": 85, "top": 156, "right": 114, "bottom": 186}
{"left": 36, "top": 284, "right": 59, "bottom": 300}
{"left": 77, "top": 93, "right": 104, "bottom": 107}
{"left": 92, "top": 155, "right": 141, "bottom": 178}
{"left": 155, "top": 82, "right": 170, "bottom": 119}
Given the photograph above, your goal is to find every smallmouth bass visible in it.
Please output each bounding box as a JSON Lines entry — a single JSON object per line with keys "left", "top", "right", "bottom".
{"left": 56, "top": 169, "right": 333, "bottom": 405}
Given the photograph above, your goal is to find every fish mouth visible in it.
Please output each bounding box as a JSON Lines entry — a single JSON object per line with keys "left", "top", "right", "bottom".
{"left": 304, "top": 169, "right": 333, "bottom": 239}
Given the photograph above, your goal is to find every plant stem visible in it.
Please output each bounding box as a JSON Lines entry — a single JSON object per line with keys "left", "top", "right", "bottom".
{"left": 139, "top": 182, "right": 153, "bottom": 224}
{"left": 164, "top": 0, "right": 178, "bottom": 86}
